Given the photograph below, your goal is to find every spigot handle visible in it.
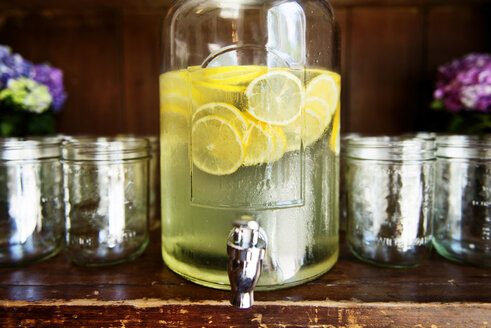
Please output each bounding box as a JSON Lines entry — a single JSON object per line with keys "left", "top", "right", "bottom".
{"left": 227, "top": 219, "right": 266, "bottom": 309}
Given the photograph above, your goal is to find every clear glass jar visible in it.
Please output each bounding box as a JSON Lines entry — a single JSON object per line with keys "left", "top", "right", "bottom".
{"left": 0, "top": 137, "right": 64, "bottom": 266}
{"left": 160, "top": 0, "right": 340, "bottom": 289}
{"left": 344, "top": 136, "right": 435, "bottom": 268}
{"left": 116, "top": 134, "right": 160, "bottom": 231}
{"left": 62, "top": 137, "right": 150, "bottom": 266}
{"left": 146, "top": 136, "right": 160, "bottom": 231}
{"left": 433, "top": 135, "right": 491, "bottom": 267}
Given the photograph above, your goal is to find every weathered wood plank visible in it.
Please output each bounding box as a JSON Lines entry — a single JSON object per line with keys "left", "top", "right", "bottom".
{"left": 0, "top": 230, "right": 490, "bottom": 326}
{"left": 1, "top": 302, "right": 490, "bottom": 327}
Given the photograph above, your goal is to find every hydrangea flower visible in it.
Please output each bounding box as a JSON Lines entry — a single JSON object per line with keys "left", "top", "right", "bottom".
{"left": 0, "top": 45, "right": 34, "bottom": 89}
{"left": 0, "top": 45, "right": 66, "bottom": 112}
{"left": 0, "top": 45, "right": 67, "bottom": 136}
{"left": 0, "top": 77, "right": 52, "bottom": 113}
{"left": 33, "top": 64, "right": 67, "bottom": 112}
{"left": 432, "top": 53, "right": 491, "bottom": 112}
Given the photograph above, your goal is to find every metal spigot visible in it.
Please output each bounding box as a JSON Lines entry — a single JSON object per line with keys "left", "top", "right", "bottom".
{"left": 227, "top": 218, "right": 266, "bottom": 309}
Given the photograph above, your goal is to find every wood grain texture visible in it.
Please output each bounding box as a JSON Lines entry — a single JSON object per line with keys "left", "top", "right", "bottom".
{"left": 335, "top": 8, "right": 350, "bottom": 134}
{"left": 348, "top": 7, "right": 424, "bottom": 134}
{"left": 0, "top": 1, "right": 490, "bottom": 136}
{"left": 1, "top": 303, "right": 490, "bottom": 327}
{"left": 0, "top": 0, "right": 490, "bottom": 10}
{"left": 0, "top": 9, "right": 125, "bottom": 135}
{"left": 121, "top": 9, "right": 164, "bottom": 135}
{"left": 0, "top": 231, "right": 490, "bottom": 326}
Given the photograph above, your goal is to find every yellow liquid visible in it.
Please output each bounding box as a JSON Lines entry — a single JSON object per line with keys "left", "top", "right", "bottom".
{"left": 160, "top": 66, "right": 340, "bottom": 290}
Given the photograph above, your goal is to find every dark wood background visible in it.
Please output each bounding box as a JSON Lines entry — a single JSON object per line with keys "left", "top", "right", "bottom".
{"left": 0, "top": 0, "right": 489, "bottom": 136}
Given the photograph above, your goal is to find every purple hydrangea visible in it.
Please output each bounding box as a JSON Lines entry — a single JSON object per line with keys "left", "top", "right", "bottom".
{"left": 33, "top": 64, "right": 67, "bottom": 112}
{"left": 433, "top": 53, "right": 491, "bottom": 112}
{"left": 0, "top": 45, "right": 66, "bottom": 112}
{"left": 0, "top": 45, "right": 34, "bottom": 89}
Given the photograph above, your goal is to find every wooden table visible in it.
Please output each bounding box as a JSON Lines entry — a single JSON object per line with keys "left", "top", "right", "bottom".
{"left": 1, "top": 231, "right": 490, "bottom": 327}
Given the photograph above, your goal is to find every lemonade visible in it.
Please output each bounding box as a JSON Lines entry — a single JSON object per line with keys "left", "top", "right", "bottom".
{"left": 160, "top": 66, "right": 340, "bottom": 289}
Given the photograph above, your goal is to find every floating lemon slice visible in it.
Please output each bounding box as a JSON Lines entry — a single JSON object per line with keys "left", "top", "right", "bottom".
{"left": 193, "top": 65, "right": 268, "bottom": 85}
{"left": 266, "top": 126, "right": 287, "bottom": 163}
{"left": 161, "top": 106, "right": 189, "bottom": 147}
{"left": 160, "top": 92, "right": 192, "bottom": 114}
{"left": 160, "top": 70, "right": 188, "bottom": 94}
{"left": 192, "top": 115, "right": 244, "bottom": 175}
{"left": 305, "top": 96, "right": 331, "bottom": 130}
{"left": 192, "top": 102, "right": 249, "bottom": 138}
{"left": 191, "top": 78, "right": 246, "bottom": 108}
{"left": 330, "top": 107, "right": 340, "bottom": 153}
{"left": 243, "top": 121, "right": 274, "bottom": 166}
{"left": 302, "top": 108, "right": 326, "bottom": 146}
{"left": 282, "top": 108, "right": 326, "bottom": 151}
{"left": 246, "top": 70, "right": 304, "bottom": 125}
{"left": 306, "top": 73, "right": 340, "bottom": 114}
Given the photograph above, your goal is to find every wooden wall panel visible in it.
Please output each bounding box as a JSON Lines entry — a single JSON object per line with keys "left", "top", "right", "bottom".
{"left": 348, "top": 7, "right": 424, "bottom": 134}
{"left": 419, "top": 4, "right": 491, "bottom": 131}
{"left": 335, "top": 8, "right": 350, "bottom": 134}
{"left": 427, "top": 4, "right": 491, "bottom": 73}
{"left": 121, "top": 9, "right": 164, "bottom": 136}
{"left": 0, "top": 1, "right": 489, "bottom": 136}
{"left": 0, "top": 10, "right": 125, "bottom": 135}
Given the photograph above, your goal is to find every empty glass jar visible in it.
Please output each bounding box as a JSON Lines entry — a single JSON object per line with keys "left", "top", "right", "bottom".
{"left": 433, "top": 135, "right": 491, "bottom": 267}
{"left": 344, "top": 136, "right": 436, "bottom": 268}
{"left": 0, "top": 137, "right": 64, "bottom": 266}
{"left": 62, "top": 137, "right": 150, "bottom": 266}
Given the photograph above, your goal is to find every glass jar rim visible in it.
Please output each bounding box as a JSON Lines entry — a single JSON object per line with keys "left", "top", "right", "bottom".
{"left": 115, "top": 134, "right": 159, "bottom": 151}
{"left": 61, "top": 136, "right": 150, "bottom": 161}
{"left": 0, "top": 137, "right": 62, "bottom": 160}
{"left": 343, "top": 135, "right": 436, "bottom": 161}
{"left": 436, "top": 134, "right": 491, "bottom": 160}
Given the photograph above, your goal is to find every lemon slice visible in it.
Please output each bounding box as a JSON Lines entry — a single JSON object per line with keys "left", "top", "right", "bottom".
{"left": 191, "top": 115, "right": 244, "bottom": 175}
{"left": 306, "top": 73, "right": 340, "bottom": 114}
{"left": 194, "top": 65, "right": 268, "bottom": 85}
{"left": 305, "top": 96, "right": 331, "bottom": 130}
{"left": 192, "top": 102, "right": 249, "bottom": 138}
{"left": 161, "top": 106, "right": 189, "bottom": 147}
{"left": 302, "top": 108, "right": 326, "bottom": 145}
{"left": 160, "top": 93, "right": 192, "bottom": 114}
{"left": 246, "top": 70, "right": 304, "bottom": 125}
{"left": 330, "top": 107, "right": 340, "bottom": 153}
{"left": 191, "top": 78, "right": 246, "bottom": 109}
{"left": 282, "top": 108, "right": 326, "bottom": 151}
{"left": 243, "top": 121, "right": 274, "bottom": 166}
{"left": 160, "top": 70, "right": 188, "bottom": 94}
{"left": 266, "top": 126, "right": 287, "bottom": 163}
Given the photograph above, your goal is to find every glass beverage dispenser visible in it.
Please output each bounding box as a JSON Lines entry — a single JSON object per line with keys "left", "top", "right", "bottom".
{"left": 160, "top": 0, "right": 340, "bottom": 299}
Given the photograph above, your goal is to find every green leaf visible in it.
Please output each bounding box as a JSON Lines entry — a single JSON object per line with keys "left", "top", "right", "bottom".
{"left": 430, "top": 99, "right": 444, "bottom": 111}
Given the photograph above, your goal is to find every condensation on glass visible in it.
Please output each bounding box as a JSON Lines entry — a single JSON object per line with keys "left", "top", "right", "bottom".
{"left": 344, "top": 136, "right": 436, "bottom": 268}
{"left": 62, "top": 137, "right": 150, "bottom": 266}
{"left": 433, "top": 135, "right": 491, "bottom": 267}
{"left": 0, "top": 137, "right": 64, "bottom": 266}
{"left": 160, "top": 0, "right": 340, "bottom": 289}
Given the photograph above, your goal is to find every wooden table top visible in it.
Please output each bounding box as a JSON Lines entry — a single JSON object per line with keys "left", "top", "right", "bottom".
{"left": 1, "top": 230, "right": 490, "bottom": 327}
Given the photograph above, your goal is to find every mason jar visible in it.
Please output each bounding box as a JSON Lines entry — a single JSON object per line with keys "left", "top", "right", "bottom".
{"left": 0, "top": 137, "right": 64, "bottom": 266}
{"left": 344, "top": 136, "right": 436, "bottom": 268}
{"left": 116, "top": 134, "right": 160, "bottom": 231}
{"left": 62, "top": 137, "right": 150, "bottom": 266}
{"left": 433, "top": 135, "right": 491, "bottom": 267}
